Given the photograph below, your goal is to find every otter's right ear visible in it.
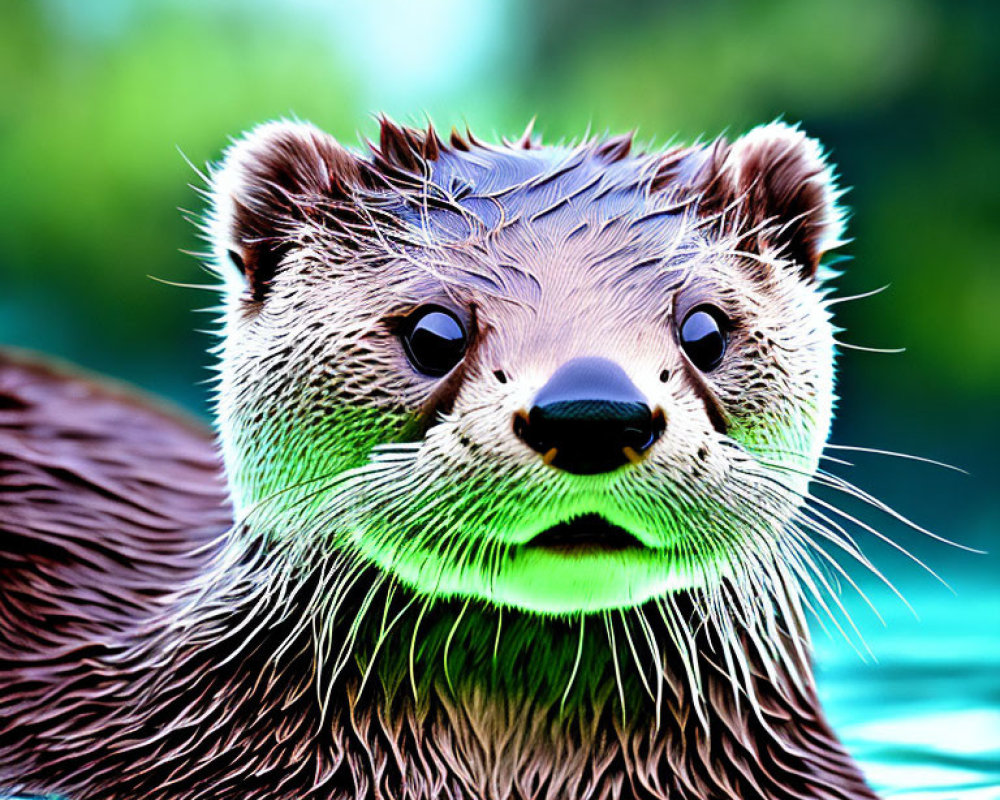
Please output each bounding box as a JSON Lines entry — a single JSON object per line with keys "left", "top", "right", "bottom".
{"left": 209, "top": 121, "right": 364, "bottom": 302}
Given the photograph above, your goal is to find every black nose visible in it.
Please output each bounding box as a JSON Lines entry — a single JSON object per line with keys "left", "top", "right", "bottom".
{"left": 513, "top": 357, "right": 664, "bottom": 475}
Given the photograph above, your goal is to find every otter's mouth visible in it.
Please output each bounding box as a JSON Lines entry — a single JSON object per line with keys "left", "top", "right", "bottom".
{"left": 523, "top": 513, "right": 646, "bottom": 554}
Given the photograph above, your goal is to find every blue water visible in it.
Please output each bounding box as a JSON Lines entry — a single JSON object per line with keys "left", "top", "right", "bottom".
{"left": 815, "top": 574, "right": 1000, "bottom": 799}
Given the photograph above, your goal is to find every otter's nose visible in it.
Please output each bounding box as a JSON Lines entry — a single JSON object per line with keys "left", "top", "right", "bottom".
{"left": 513, "top": 357, "right": 664, "bottom": 475}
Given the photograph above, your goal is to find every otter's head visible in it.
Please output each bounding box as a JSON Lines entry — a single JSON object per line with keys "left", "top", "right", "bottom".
{"left": 208, "top": 119, "right": 844, "bottom": 615}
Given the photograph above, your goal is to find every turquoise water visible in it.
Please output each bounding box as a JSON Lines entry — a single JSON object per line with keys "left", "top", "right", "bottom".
{"left": 815, "top": 573, "right": 1000, "bottom": 799}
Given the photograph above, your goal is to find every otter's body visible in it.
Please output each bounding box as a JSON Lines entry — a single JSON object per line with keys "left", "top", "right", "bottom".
{"left": 1, "top": 120, "right": 878, "bottom": 798}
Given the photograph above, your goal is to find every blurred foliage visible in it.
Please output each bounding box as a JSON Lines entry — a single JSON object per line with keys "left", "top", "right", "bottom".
{"left": 0, "top": 0, "right": 996, "bottom": 559}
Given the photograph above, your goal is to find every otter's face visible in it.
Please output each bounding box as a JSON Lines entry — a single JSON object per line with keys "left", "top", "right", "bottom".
{"left": 210, "top": 120, "right": 844, "bottom": 614}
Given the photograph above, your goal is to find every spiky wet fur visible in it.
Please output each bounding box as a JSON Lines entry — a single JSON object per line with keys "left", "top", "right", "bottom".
{"left": 0, "top": 119, "right": 885, "bottom": 798}
{"left": 1, "top": 507, "right": 872, "bottom": 799}
{"left": 211, "top": 118, "right": 846, "bottom": 617}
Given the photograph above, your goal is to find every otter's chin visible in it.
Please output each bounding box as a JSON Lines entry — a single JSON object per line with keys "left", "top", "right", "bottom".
{"left": 485, "top": 547, "right": 703, "bottom": 614}
{"left": 364, "top": 514, "right": 713, "bottom": 615}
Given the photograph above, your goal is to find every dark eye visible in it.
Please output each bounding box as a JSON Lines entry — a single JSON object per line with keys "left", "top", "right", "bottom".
{"left": 401, "top": 307, "right": 468, "bottom": 377}
{"left": 679, "top": 306, "right": 728, "bottom": 371}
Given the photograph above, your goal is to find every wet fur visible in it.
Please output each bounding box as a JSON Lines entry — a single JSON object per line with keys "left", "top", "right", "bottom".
{"left": 0, "top": 119, "right": 877, "bottom": 799}
{"left": 0, "top": 382, "right": 870, "bottom": 797}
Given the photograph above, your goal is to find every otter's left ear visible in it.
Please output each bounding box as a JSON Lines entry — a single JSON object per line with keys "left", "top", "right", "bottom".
{"left": 694, "top": 122, "right": 846, "bottom": 279}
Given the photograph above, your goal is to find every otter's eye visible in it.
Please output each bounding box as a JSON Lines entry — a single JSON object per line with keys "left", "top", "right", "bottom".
{"left": 679, "top": 306, "right": 728, "bottom": 371}
{"left": 401, "top": 307, "right": 468, "bottom": 377}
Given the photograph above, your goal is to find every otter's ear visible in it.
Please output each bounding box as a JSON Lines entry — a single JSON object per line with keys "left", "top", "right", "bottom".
{"left": 676, "top": 122, "right": 846, "bottom": 279}
{"left": 209, "top": 121, "right": 364, "bottom": 301}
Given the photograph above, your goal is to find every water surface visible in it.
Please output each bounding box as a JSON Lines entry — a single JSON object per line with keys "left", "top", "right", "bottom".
{"left": 815, "top": 574, "right": 1000, "bottom": 798}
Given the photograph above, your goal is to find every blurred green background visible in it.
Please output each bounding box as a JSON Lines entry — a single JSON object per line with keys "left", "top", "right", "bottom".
{"left": 1, "top": 0, "right": 997, "bottom": 794}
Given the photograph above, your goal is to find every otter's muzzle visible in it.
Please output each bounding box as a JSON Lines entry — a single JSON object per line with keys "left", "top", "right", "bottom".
{"left": 513, "top": 357, "right": 665, "bottom": 475}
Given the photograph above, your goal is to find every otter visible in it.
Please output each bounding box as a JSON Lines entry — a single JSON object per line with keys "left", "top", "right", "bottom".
{"left": 0, "top": 118, "right": 881, "bottom": 799}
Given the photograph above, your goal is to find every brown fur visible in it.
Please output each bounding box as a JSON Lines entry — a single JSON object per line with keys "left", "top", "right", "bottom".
{"left": 0, "top": 119, "right": 874, "bottom": 799}
{"left": 0, "top": 356, "right": 871, "bottom": 797}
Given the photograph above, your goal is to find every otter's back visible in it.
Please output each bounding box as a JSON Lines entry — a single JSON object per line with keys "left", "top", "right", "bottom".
{"left": 0, "top": 350, "right": 232, "bottom": 660}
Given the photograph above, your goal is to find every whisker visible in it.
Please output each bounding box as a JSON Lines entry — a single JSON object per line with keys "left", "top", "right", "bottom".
{"left": 824, "top": 443, "right": 968, "bottom": 474}
{"left": 602, "top": 612, "right": 627, "bottom": 728}
{"left": 737, "top": 462, "right": 915, "bottom": 616}
{"left": 780, "top": 536, "right": 874, "bottom": 659}
{"left": 823, "top": 283, "right": 890, "bottom": 306}
{"left": 559, "top": 614, "right": 586, "bottom": 715}
{"left": 618, "top": 609, "right": 655, "bottom": 703}
{"left": 834, "top": 341, "right": 906, "bottom": 354}
{"left": 804, "top": 490, "right": 951, "bottom": 591}
{"left": 745, "top": 449, "right": 979, "bottom": 556}
{"left": 356, "top": 582, "right": 419, "bottom": 700}
{"left": 443, "top": 598, "right": 471, "bottom": 697}
{"left": 409, "top": 596, "right": 434, "bottom": 704}
{"left": 654, "top": 595, "right": 708, "bottom": 730}
{"left": 813, "top": 469, "right": 981, "bottom": 554}
{"left": 784, "top": 522, "right": 889, "bottom": 625}
{"left": 147, "top": 274, "right": 221, "bottom": 291}
{"left": 633, "top": 608, "right": 664, "bottom": 729}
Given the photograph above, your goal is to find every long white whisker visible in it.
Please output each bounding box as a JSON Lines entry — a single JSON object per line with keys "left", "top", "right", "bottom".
{"left": 602, "top": 612, "right": 627, "bottom": 728}
{"left": 823, "top": 283, "right": 891, "bottom": 306}
{"left": 824, "top": 443, "right": 967, "bottom": 474}
{"left": 560, "top": 614, "right": 586, "bottom": 715}
{"left": 443, "top": 598, "right": 471, "bottom": 697}
{"left": 834, "top": 341, "right": 906, "bottom": 354}
{"left": 619, "top": 609, "right": 655, "bottom": 703}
